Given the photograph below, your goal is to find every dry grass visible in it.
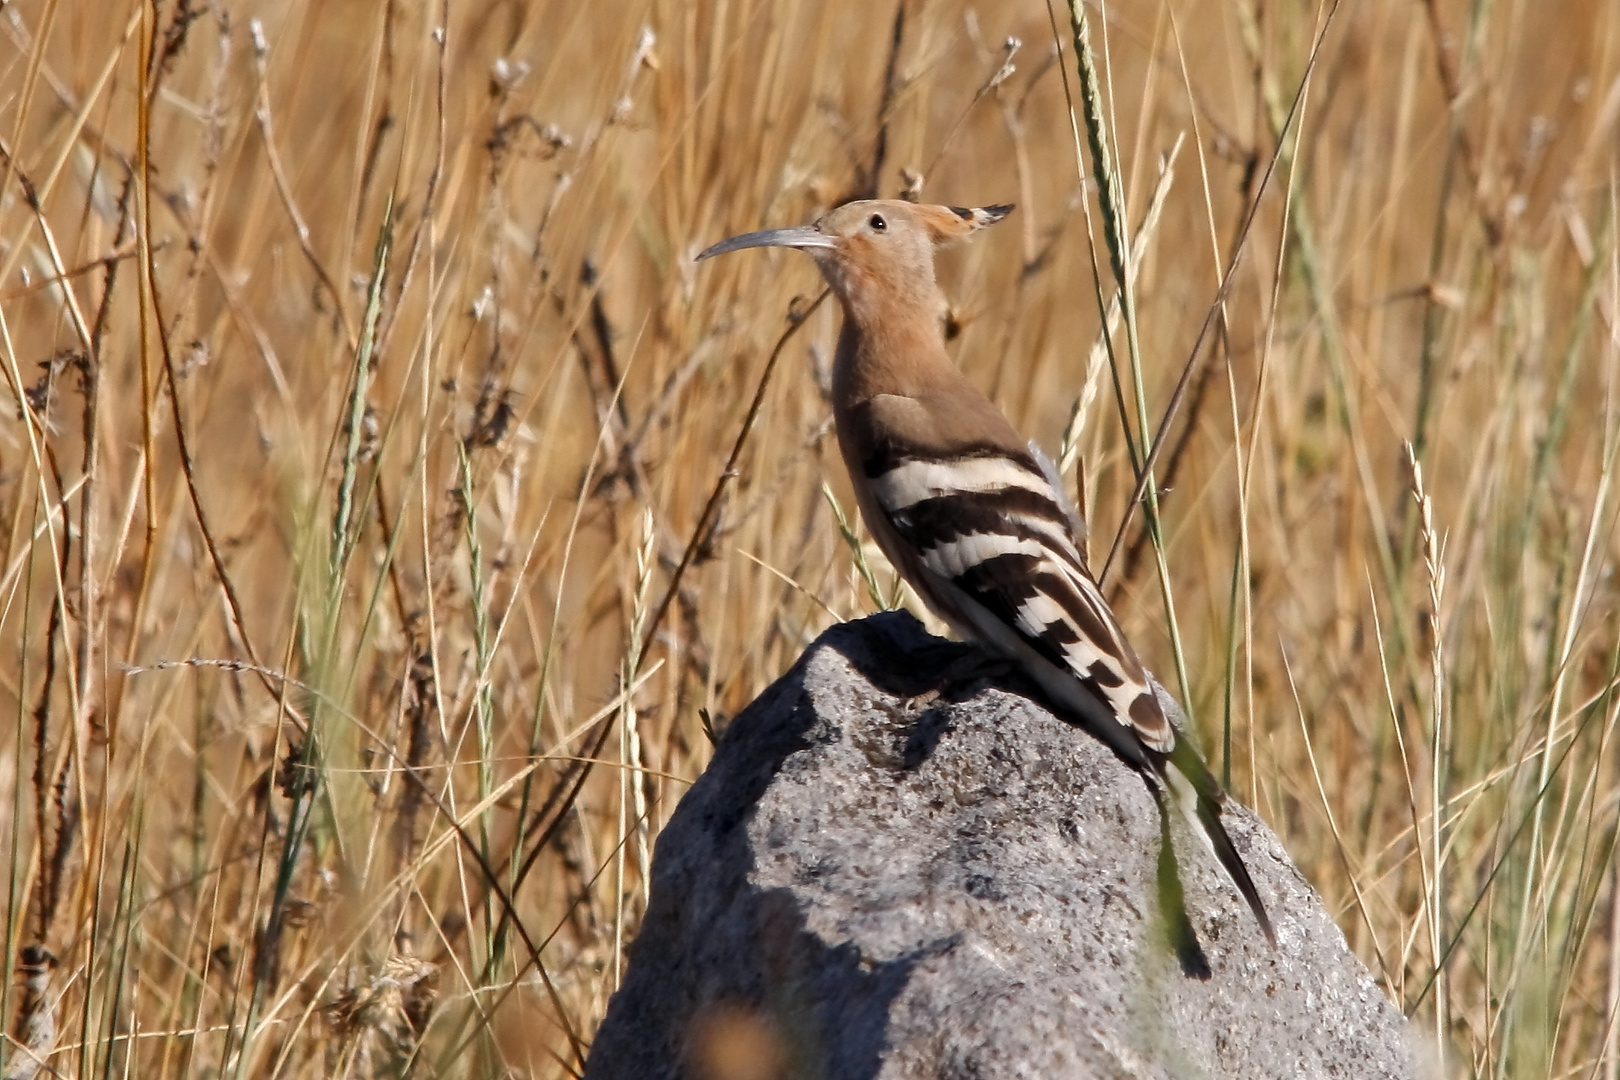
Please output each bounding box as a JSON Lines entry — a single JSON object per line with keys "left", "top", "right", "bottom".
{"left": 0, "top": 0, "right": 1616, "bottom": 1076}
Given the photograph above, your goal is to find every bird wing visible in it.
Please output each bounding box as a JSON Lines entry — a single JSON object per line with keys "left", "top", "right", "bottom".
{"left": 857, "top": 426, "right": 1174, "bottom": 756}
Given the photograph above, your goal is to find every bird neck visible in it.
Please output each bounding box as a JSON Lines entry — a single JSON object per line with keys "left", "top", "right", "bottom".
{"left": 829, "top": 291, "right": 952, "bottom": 412}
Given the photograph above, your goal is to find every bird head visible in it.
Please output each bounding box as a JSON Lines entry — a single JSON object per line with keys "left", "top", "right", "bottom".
{"left": 698, "top": 199, "right": 1012, "bottom": 323}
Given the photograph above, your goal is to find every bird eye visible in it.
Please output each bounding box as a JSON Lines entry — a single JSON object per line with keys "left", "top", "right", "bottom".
{"left": 869, "top": 213, "right": 887, "bottom": 231}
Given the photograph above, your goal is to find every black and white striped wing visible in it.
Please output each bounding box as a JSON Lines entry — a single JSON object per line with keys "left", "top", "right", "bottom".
{"left": 864, "top": 446, "right": 1174, "bottom": 754}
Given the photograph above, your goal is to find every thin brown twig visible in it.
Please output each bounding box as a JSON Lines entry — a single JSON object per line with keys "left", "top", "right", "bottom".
{"left": 1099, "top": 0, "right": 1345, "bottom": 584}
{"left": 248, "top": 19, "right": 358, "bottom": 349}
{"left": 1111, "top": 144, "right": 1259, "bottom": 597}
{"left": 497, "top": 290, "right": 829, "bottom": 928}
{"left": 124, "top": 19, "right": 301, "bottom": 732}
{"left": 375, "top": 0, "right": 449, "bottom": 363}
{"left": 0, "top": 241, "right": 139, "bottom": 303}
{"left": 858, "top": 1, "right": 907, "bottom": 200}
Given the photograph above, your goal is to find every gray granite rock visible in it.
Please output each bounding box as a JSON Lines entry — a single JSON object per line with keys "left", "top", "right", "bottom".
{"left": 586, "top": 612, "right": 1417, "bottom": 1080}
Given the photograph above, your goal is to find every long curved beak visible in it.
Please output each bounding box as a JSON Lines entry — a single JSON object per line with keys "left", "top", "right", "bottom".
{"left": 696, "top": 225, "right": 835, "bottom": 262}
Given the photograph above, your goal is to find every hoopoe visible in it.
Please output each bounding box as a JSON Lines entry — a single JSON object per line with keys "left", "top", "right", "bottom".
{"left": 698, "top": 199, "right": 1274, "bottom": 947}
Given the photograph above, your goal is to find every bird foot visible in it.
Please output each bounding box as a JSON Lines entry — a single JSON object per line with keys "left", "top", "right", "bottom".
{"left": 905, "top": 649, "right": 1017, "bottom": 711}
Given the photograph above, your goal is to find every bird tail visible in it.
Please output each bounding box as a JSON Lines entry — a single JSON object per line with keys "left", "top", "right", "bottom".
{"left": 1194, "top": 790, "right": 1276, "bottom": 946}
{"left": 1167, "top": 741, "right": 1276, "bottom": 947}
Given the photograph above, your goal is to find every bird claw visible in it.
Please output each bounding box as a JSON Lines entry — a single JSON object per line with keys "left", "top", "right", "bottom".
{"left": 904, "top": 649, "right": 1017, "bottom": 712}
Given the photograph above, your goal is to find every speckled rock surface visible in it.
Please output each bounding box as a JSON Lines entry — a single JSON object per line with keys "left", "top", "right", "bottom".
{"left": 585, "top": 612, "right": 1416, "bottom": 1080}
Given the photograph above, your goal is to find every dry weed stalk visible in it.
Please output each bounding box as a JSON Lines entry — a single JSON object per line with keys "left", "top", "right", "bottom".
{"left": 325, "top": 950, "right": 437, "bottom": 1078}
{"left": 2, "top": 946, "right": 56, "bottom": 1080}
{"left": 1406, "top": 439, "right": 1450, "bottom": 1068}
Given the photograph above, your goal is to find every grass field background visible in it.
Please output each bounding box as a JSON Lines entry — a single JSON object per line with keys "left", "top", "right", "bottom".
{"left": 0, "top": 0, "right": 1617, "bottom": 1075}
